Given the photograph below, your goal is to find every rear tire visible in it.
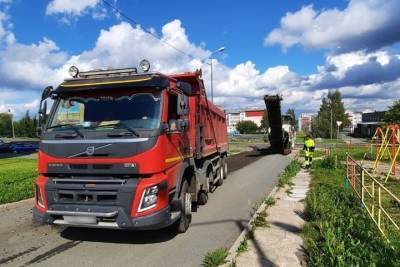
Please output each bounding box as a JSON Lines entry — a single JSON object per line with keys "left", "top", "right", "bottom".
{"left": 215, "top": 164, "right": 224, "bottom": 186}
{"left": 222, "top": 157, "right": 228, "bottom": 179}
{"left": 171, "top": 180, "right": 192, "bottom": 233}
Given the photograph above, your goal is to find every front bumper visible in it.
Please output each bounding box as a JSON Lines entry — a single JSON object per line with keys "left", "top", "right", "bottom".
{"left": 33, "top": 205, "right": 179, "bottom": 230}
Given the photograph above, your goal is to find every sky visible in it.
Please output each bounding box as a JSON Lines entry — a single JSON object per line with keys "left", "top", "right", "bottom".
{"left": 0, "top": 0, "right": 399, "bottom": 118}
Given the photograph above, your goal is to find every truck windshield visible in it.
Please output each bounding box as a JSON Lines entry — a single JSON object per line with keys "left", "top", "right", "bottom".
{"left": 48, "top": 92, "right": 161, "bottom": 131}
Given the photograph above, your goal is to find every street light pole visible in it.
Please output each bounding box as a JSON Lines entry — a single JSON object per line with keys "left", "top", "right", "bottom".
{"left": 202, "top": 46, "right": 225, "bottom": 103}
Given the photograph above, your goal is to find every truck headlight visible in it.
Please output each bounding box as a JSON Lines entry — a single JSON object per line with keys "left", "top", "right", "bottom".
{"left": 138, "top": 185, "right": 158, "bottom": 212}
{"left": 35, "top": 184, "right": 45, "bottom": 208}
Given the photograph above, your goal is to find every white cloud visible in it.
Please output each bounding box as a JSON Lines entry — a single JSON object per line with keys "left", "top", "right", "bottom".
{"left": 0, "top": 2, "right": 15, "bottom": 46}
{"left": 0, "top": 38, "right": 68, "bottom": 89}
{"left": 265, "top": 0, "right": 400, "bottom": 53}
{"left": 46, "top": 0, "right": 111, "bottom": 22}
{"left": 46, "top": 0, "right": 99, "bottom": 16}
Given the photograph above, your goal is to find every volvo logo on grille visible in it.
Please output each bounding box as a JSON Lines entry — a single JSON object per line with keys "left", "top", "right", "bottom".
{"left": 68, "top": 143, "right": 113, "bottom": 158}
{"left": 85, "top": 146, "right": 95, "bottom": 156}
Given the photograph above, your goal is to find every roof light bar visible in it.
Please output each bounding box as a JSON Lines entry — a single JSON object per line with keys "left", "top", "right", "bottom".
{"left": 78, "top": 68, "right": 138, "bottom": 78}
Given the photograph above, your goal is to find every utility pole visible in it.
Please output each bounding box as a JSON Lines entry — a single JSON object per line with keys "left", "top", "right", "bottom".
{"left": 8, "top": 109, "right": 15, "bottom": 139}
{"left": 210, "top": 59, "right": 214, "bottom": 103}
{"left": 330, "top": 105, "right": 333, "bottom": 140}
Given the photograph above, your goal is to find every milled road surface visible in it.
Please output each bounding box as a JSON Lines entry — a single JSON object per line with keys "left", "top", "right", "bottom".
{"left": 0, "top": 150, "right": 290, "bottom": 267}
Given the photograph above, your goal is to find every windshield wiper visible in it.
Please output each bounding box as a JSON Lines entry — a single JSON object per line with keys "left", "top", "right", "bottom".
{"left": 97, "top": 122, "right": 140, "bottom": 137}
{"left": 47, "top": 124, "right": 84, "bottom": 138}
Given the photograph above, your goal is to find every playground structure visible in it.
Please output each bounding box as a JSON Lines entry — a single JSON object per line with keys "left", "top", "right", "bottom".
{"left": 372, "top": 125, "right": 400, "bottom": 182}
{"left": 346, "top": 154, "right": 400, "bottom": 242}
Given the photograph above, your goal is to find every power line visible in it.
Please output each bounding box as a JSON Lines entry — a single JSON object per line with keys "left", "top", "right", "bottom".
{"left": 100, "top": 0, "right": 194, "bottom": 59}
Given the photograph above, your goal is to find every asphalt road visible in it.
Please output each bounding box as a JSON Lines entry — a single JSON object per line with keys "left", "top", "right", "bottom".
{"left": 0, "top": 151, "right": 291, "bottom": 267}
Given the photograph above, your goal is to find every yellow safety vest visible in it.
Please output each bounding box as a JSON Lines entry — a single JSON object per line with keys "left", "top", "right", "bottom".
{"left": 305, "top": 139, "right": 315, "bottom": 148}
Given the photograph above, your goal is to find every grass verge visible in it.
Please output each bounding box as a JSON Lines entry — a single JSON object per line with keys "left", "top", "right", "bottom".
{"left": 303, "top": 157, "right": 400, "bottom": 266}
{"left": 0, "top": 158, "right": 37, "bottom": 204}
{"left": 277, "top": 159, "right": 301, "bottom": 187}
{"left": 202, "top": 248, "right": 229, "bottom": 267}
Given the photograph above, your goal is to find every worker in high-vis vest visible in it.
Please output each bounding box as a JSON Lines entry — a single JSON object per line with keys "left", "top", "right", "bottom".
{"left": 303, "top": 135, "right": 315, "bottom": 168}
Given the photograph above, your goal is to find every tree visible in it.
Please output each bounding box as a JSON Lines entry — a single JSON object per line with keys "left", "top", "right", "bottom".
{"left": 286, "top": 108, "right": 296, "bottom": 128}
{"left": 311, "top": 90, "right": 350, "bottom": 138}
{"left": 383, "top": 99, "right": 400, "bottom": 124}
{"left": 236, "top": 120, "right": 258, "bottom": 134}
{"left": 0, "top": 111, "right": 38, "bottom": 138}
{"left": 0, "top": 113, "right": 12, "bottom": 137}
{"left": 14, "top": 111, "right": 37, "bottom": 138}
{"left": 260, "top": 110, "right": 269, "bottom": 131}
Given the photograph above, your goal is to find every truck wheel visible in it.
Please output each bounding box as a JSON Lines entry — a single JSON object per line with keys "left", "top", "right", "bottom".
{"left": 172, "top": 180, "right": 192, "bottom": 233}
{"left": 222, "top": 157, "right": 228, "bottom": 179}
{"left": 197, "top": 191, "right": 208, "bottom": 205}
{"left": 215, "top": 166, "right": 224, "bottom": 186}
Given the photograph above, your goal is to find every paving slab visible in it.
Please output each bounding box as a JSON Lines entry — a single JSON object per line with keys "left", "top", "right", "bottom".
{"left": 236, "top": 169, "right": 311, "bottom": 267}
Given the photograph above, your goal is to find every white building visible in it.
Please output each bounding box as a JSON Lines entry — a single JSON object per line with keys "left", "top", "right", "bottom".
{"left": 298, "top": 113, "right": 316, "bottom": 132}
{"left": 226, "top": 109, "right": 265, "bottom": 133}
{"left": 346, "top": 110, "right": 362, "bottom": 133}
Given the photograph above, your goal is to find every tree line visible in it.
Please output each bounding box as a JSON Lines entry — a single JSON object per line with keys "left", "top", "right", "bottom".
{"left": 0, "top": 111, "right": 38, "bottom": 138}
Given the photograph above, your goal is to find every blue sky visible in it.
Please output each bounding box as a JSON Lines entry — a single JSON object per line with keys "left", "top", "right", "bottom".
{"left": 10, "top": 1, "right": 346, "bottom": 74}
{"left": 1, "top": 0, "right": 400, "bottom": 118}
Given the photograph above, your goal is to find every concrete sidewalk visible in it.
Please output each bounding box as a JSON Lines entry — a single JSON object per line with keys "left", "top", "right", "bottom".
{"left": 235, "top": 169, "right": 311, "bottom": 267}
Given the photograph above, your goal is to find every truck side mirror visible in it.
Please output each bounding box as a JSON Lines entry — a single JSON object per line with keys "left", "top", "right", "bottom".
{"left": 37, "top": 100, "right": 48, "bottom": 137}
{"left": 41, "top": 86, "right": 53, "bottom": 100}
{"left": 177, "top": 94, "right": 189, "bottom": 116}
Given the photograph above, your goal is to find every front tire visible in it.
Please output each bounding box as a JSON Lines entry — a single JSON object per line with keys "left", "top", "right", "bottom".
{"left": 172, "top": 180, "right": 192, "bottom": 233}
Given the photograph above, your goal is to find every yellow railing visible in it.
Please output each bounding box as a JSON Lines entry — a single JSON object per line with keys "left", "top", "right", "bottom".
{"left": 346, "top": 153, "right": 400, "bottom": 241}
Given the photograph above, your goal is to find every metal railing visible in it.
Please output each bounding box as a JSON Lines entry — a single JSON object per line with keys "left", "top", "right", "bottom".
{"left": 346, "top": 153, "right": 400, "bottom": 241}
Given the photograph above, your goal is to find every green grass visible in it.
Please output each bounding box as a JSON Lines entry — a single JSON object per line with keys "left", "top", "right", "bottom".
{"left": 277, "top": 160, "right": 301, "bottom": 187}
{"left": 228, "top": 134, "right": 267, "bottom": 155}
{"left": 303, "top": 157, "right": 400, "bottom": 266}
{"left": 0, "top": 158, "right": 37, "bottom": 204}
{"left": 228, "top": 142, "right": 261, "bottom": 155}
{"left": 264, "top": 196, "right": 276, "bottom": 207}
{"left": 251, "top": 210, "right": 269, "bottom": 228}
{"left": 236, "top": 238, "right": 248, "bottom": 255}
{"left": 295, "top": 135, "right": 343, "bottom": 145}
{"left": 202, "top": 248, "right": 229, "bottom": 267}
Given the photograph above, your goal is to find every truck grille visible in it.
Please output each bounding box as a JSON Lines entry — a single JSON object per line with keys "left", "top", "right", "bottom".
{"left": 69, "top": 164, "right": 113, "bottom": 170}
{"left": 56, "top": 190, "right": 117, "bottom": 204}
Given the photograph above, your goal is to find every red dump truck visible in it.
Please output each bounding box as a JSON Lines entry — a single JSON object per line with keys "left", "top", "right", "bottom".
{"left": 33, "top": 61, "right": 228, "bottom": 233}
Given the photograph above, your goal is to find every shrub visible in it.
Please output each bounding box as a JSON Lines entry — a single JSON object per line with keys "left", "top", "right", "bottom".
{"left": 236, "top": 120, "right": 258, "bottom": 134}
{"left": 202, "top": 248, "right": 229, "bottom": 267}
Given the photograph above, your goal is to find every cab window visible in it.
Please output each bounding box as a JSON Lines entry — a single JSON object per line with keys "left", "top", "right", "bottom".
{"left": 168, "top": 94, "right": 179, "bottom": 132}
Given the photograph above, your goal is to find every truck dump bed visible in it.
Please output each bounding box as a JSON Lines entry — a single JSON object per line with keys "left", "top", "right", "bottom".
{"left": 172, "top": 72, "right": 228, "bottom": 159}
